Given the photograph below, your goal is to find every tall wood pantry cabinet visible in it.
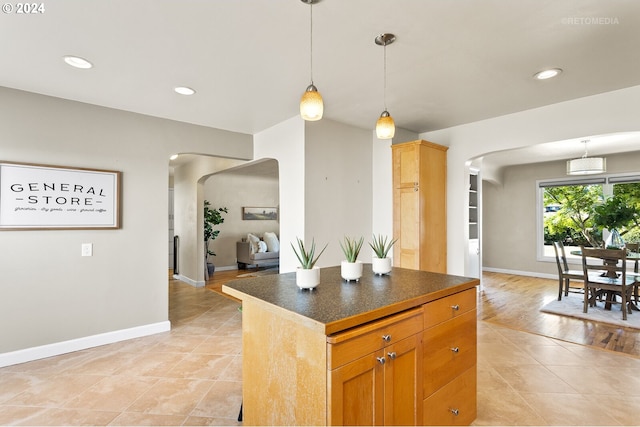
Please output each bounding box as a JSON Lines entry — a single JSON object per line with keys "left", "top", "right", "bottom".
{"left": 392, "top": 140, "right": 448, "bottom": 273}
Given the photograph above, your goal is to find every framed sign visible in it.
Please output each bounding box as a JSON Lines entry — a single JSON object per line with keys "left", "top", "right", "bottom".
{"left": 0, "top": 161, "right": 121, "bottom": 230}
{"left": 242, "top": 207, "right": 278, "bottom": 221}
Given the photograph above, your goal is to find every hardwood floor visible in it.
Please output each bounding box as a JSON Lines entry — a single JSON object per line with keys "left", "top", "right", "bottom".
{"left": 479, "top": 271, "right": 640, "bottom": 356}
{"left": 205, "top": 268, "right": 640, "bottom": 357}
{"left": 204, "top": 268, "right": 263, "bottom": 302}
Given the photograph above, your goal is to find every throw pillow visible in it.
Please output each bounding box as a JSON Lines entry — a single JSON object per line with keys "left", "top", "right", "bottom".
{"left": 247, "top": 233, "right": 261, "bottom": 254}
{"left": 263, "top": 232, "right": 280, "bottom": 253}
{"left": 257, "top": 240, "right": 268, "bottom": 253}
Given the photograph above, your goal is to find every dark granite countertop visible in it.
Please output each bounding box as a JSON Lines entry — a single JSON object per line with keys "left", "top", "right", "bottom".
{"left": 223, "top": 264, "right": 479, "bottom": 335}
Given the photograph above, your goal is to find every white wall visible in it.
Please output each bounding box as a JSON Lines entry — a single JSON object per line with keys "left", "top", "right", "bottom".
{"left": 0, "top": 87, "right": 251, "bottom": 364}
{"left": 371, "top": 136, "right": 394, "bottom": 248}
{"left": 420, "top": 84, "right": 640, "bottom": 276}
{"left": 254, "top": 116, "right": 305, "bottom": 272}
{"left": 255, "top": 116, "right": 377, "bottom": 271}
{"left": 305, "top": 120, "right": 373, "bottom": 266}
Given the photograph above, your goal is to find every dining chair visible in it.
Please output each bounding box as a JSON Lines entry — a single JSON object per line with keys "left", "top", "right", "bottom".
{"left": 580, "top": 246, "right": 635, "bottom": 320}
{"left": 553, "top": 241, "right": 584, "bottom": 300}
{"left": 626, "top": 243, "right": 640, "bottom": 307}
{"left": 625, "top": 242, "right": 639, "bottom": 273}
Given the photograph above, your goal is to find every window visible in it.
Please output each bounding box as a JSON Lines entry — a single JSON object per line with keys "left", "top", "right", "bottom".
{"left": 611, "top": 178, "right": 640, "bottom": 244}
{"left": 537, "top": 174, "right": 640, "bottom": 261}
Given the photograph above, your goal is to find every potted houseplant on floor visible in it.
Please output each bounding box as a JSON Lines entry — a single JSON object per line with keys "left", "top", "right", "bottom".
{"left": 204, "top": 200, "right": 228, "bottom": 280}
{"left": 369, "top": 234, "right": 397, "bottom": 275}
{"left": 339, "top": 236, "right": 364, "bottom": 281}
{"left": 291, "top": 237, "right": 327, "bottom": 289}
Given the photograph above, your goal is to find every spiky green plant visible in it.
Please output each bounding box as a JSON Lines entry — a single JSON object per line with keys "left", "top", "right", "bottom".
{"left": 204, "top": 200, "right": 228, "bottom": 260}
{"left": 369, "top": 234, "right": 398, "bottom": 259}
{"left": 339, "top": 236, "right": 364, "bottom": 263}
{"left": 291, "top": 237, "right": 328, "bottom": 269}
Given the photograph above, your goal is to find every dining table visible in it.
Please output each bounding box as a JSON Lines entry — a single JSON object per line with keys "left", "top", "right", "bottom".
{"left": 569, "top": 248, "right": 640, "bottom": 277}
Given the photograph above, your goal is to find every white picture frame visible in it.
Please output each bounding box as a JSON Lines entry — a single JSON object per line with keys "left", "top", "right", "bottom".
{"left": 0, "top": 161, "right": 121, "bottom": 230}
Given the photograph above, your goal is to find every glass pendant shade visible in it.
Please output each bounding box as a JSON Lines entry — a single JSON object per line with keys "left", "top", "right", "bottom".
{"left": 566, "top": 157, "right": 606, "bottom": 175}
{"left": 376, "top": 110, "right": 395, "bottom": 139}
{"left": 300, "top": 84, "right": 323, "bottom": 121}
{"left": 374, "top": 33, "right": 396, "bottom": 140}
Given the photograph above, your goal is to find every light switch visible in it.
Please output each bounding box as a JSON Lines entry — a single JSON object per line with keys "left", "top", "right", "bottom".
{"left": 81, "top": 243, "right": 93, "bottom": 257}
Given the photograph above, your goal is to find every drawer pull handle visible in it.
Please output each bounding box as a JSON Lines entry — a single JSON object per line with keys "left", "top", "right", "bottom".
{"left": 376, "top": 356, "right": 386, "bottom": 365}
{"left": 382, "top": 334, "right": 391, "bottom": 342}
{"left": 387, "top": 351, "right": 397, "bottom": 360}
{"left": 450, "top": 409, "right": 459, "bottom": 416}
{"left": 451, "top": 304, "right": 460, "bottom": 311}
{"left": 451, "top": 347, "right": 460, "bottom": 353}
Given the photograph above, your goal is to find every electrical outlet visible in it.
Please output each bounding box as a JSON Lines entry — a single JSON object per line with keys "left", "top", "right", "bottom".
{"left": 81, "top": 243, "right": 93, "bottom": 257}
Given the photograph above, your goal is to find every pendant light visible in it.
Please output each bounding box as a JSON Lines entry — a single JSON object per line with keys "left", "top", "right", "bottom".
{"left": 300, "top": 0, "right": 323, "bottom": 121}
{"left": 375, "top": 33, "right": 396, "bottom": 139}
{"left": 566, "top": 140, "right": 606, "bottom": 175}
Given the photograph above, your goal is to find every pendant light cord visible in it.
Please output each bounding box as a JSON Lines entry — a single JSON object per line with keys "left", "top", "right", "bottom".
{"left": 582, "top": 140, "right": 589, "bottom": 159}
{"left": 383, "top": 43, "right": 387, "bottom": 110}
{"left": 309, "top": 2, "right": 314, "bottom": 85}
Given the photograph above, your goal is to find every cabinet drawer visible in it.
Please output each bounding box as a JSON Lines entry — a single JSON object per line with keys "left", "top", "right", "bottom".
{"left": 423, "top": 365, "right": 476, "bottom": 426}
{"left": 327, "top": 308, "right": 423, "bottom": 370}
{"left": 423, "top": 309, "right": 477, "bottom": 397}
{"left": 424, "top": 288, "right": 476, "bottom": 329}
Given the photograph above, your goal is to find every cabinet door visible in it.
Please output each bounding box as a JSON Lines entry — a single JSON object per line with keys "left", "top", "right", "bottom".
{"left": 383, "top": 334, "right": 423, "bottom": 426}
{"left": 329, "top": 350, "right": 384, "bottom": 426}
{"left": 395, "top": 186, "right": 420, "bottom": 269}
{"left": 393, "top": 143, "right": 419, "bottom": 188}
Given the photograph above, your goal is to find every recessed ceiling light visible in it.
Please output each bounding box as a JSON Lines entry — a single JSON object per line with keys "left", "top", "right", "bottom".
{"left": 534, "top": 68, "right": 562, "bottom": 80}
{"left": 174, "top": 86, "right": 196, "bottom": 95}
{"left": 63, "top": 55, "right": 93, "bottom": 69}
{"left": 169, "top": 154, "right": 179, "bottom": 160}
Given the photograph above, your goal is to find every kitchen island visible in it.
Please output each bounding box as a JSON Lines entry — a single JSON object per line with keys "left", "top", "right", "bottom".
{"left": 223, "top": 264, "right": 479, "bottom": 426}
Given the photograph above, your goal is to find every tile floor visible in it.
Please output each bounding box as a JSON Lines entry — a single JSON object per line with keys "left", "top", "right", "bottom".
{"left": 1, "top": 280, "right": 639, "bottom": 425}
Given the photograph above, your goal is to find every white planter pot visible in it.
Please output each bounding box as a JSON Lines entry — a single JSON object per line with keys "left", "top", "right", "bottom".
{"left": 341, "top": 260, "right": 363, "bottom": 281}
{"left": 372, "top": 257, "right": 392, "bottom": 275}
{"left": 296, "top": 266, "right": 320, "bottom": 289}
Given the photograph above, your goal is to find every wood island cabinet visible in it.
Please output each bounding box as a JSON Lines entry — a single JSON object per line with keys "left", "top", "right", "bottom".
{"left": 392, "top": 140, "right": 448, "bottom": 273}
{"left": 328, "top": 308, "right": 423, "bottom": 426}
{"left": 222, "top": 265, "right": 478, "bottom": 426}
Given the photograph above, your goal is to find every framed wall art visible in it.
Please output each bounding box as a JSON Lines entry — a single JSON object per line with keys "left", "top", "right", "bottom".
{"left": 0, "top": 161, "right": 121, "bottom": 230}
{"left": 242, "top": 207, "right": 278, "bottom": 221}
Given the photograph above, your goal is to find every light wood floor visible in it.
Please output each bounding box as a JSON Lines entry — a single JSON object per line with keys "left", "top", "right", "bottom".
{"left": 207, "top": 268, "right": 640, "bottom": 357}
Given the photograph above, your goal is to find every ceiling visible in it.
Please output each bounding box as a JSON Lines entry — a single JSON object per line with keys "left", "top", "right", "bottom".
{"left": 2, "top": 0, "right": 640, "bottom": 168}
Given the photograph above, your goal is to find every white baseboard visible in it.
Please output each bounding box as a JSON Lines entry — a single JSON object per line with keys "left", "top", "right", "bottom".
{"left": 483, "top": 267, "right": 556, "bottom": 280}
{"left": 0, "top": 321, "right": 171, "bottom": 368}
{"left": 173, "top": 274, "right": 205, "bottom": 287}
{"left": 173, "top": 266, "right": 240, "bottom": 286}
{"left": 216, "top": 265, "right": 238, "bottom": 271}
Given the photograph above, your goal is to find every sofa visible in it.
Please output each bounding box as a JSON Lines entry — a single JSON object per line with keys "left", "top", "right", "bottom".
{"left": 236, "top": 232, "right": 280, "bottom": 269}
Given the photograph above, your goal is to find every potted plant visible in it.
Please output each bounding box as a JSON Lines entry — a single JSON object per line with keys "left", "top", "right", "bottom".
{"left": 291, "top": 237, "right": 327, "bottom": 289}
{"left": 369, "top": 234, "right": 397, "bottom": 275}
{"left": 339, "top": 236, "right": 364, "bottom": 281}
{"left": 204, "top": 200, "right": 228, "bottom": 280}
